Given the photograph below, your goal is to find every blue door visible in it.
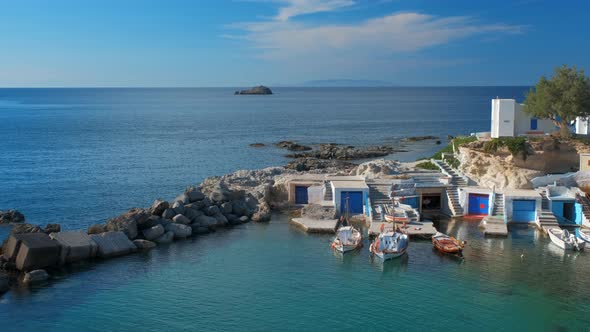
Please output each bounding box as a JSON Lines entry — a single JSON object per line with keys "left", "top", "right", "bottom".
{"left": 341, "top": 191, "right": 363, "bottom": 214}
{"left": 512, "top": 200, "right": 536, "bottom": 222}
{"left": 530, "top": 118, "right": 538, "bottom": 130}
{"left": 400, "top": 196, "right": 419, "bottom": 209}
{"left": 295, "top": 186, "right": 308, "bottom": 204}
{"left": 468, "top": 194, "right": 489, "bottom": 215}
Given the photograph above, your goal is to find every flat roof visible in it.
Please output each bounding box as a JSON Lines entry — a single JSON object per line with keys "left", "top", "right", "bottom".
{"left": 331, "top": 180, "right": 369, "bottom": 189}
{"left": 503, "top": 189, "right": 541, "bottom": 198}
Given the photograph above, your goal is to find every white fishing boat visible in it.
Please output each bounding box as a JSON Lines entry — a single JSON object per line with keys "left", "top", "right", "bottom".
{"left": 331, "top": 226, "right": 363, "bottom": 253}
{"left": 548, "top": 228, "right": 585, "bottom": 251}
{"left": 369, "top": 230, "right": 409, "bottom": 260}
{"left": 578, "top": 228, "right": 590, "bottom": 243}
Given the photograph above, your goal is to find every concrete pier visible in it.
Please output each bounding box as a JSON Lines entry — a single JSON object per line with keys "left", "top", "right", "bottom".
{"left": 481, "top": 216, "right": 508, "bottom": 237}
{"left": 291, "top": 218, "right": 339, "bottom": 234}
{"left": 368, "top": 220, "right": 438, "bottom": 239}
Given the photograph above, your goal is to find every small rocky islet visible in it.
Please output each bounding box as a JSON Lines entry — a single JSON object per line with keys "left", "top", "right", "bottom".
{"left": 234, "top": 85, "right": 273, "bottom": 95}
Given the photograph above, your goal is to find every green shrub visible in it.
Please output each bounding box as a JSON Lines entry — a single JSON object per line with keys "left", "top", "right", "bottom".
{"left": 446, "top": 156, "right": 460, "bottom": 169}
{"left": 482, "top": 137, "right": 530, "bottom": 160}
{"left": 416, "top": 161, "right": 439, "bottom": 170}
{"left": 431, "top": 136, "right": 476, "bottom": 160}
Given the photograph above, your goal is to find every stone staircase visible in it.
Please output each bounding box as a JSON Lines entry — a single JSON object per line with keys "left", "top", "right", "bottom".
{"left": 576, "top": 193, "right": 590, "bottom": 225}
{"left": 492, "top": 193, "right": 504, "bottom": 216}
{"left": 433, "top": 159, "right": 467, "bottom": 186}
{"left": 445, "top": 186, "right": 464, "bottom": 217}
{"left": 366, "top": 179, "right": 393, "bottom": 221}
{"left": 538, "top": 191, "right": 559, "bottom": 229}
{"left": 323, "top": 181, "right": 333, "bottom": 201}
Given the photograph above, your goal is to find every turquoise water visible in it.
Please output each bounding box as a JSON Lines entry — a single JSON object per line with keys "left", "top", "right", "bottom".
{"left": 4, "top": 87, "right": 587, "bottom": 330}
{"left": 2, "top": 216, "right": 589, "bottom": 331}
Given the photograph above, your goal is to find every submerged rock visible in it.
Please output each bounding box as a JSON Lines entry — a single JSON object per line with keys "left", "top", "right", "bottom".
{"left": 133, "top": 239, "right": 156, "bottom": 250}
{"left": 23, "top": 269, "right": 49, "bottom": 284}
{"left": 401, "top": 135, "right": 438, "bottom": 142}
{"left": 285, "top": 158, "right": 355, "bottom": 172}
{"left": 43, "top": 223, "right": 61, "bottom": 234}
{"left": 234, "top": 85, "right": 273, "bottom": 95}
{"left": 154, "top": 231, "right": 174, "bottom": 244}
{"left": 274, "top": 141, "right": 312, "bottom": 151}
{"left": 249, "top": 143, "right": 266, "bottom": 148}
{"left": 0, "top": 210, "right": 25, "bottom": 224}
{"left": 286, "top": 143, "right": 403, "bottom": 160}
{"left": 11, "top": 223, "right": 42, "bottom": 235}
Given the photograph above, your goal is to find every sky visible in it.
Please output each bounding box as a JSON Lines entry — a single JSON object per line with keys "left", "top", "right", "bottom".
{"left": 0, "top": 0, "right": 589, "bottom": 87}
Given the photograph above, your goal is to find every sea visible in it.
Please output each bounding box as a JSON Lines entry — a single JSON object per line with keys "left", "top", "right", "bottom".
{"left": 3, "top": 87, "right": 588, "bottom": 331}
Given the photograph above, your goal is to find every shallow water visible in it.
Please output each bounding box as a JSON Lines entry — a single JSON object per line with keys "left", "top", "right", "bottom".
{"left": 1, "top": 215, "right": 589, "bottom": 331}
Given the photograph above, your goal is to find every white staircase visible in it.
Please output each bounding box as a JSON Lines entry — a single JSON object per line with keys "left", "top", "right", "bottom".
{"left": 366, "top": 179, "right": 393, "bottom": 221}
{"left": 492, "top": 193, "right": 504, "bottom": 216}
{"left": 433, "top": 159, "right": 468, "bottom": 186}
{"left": 445, "top": 186, "right": 464, "bottom": 217}
{"left": 538, "top": 190, "right": 559, "bottom": 230}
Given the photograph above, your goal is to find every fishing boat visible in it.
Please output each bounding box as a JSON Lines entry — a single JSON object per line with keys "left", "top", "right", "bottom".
{"left": 369, "top": 230, "right": 409, "bottom": 260}
{"left": 331, "top": 226, "right": 363, "bottom": 253}
{"left": 548, "top": 228, "right": 585, "bottom": 251}
{"left": 432, "top": 232, "right": 465, "bottom": 255}
{"left": 578, "top": 228, "right": 590, "bottom": 243}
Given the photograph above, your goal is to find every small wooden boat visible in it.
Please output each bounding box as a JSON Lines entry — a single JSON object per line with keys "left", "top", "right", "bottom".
{"left": 369, "top": 230, "right": 409, "bottom": 260}
{"left": 578, "top": 228, "right": 590, "bottom": 243}
{"left": 331, "top": 226, "right": 362, "bottom": 253}
{"left": 432, "top": 232, "right": 465, "bottom": 255}
{"left": 548, "top": 228, "right": 585, "bottom": 251}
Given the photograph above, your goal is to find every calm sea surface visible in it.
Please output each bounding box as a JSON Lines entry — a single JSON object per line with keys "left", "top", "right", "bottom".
{"left": 3, "top": 87, "right": 584, "bottom": 331}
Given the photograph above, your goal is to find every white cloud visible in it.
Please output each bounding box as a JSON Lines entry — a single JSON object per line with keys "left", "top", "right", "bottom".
{"left": 274, "top": 0, "right": 355, "bottom": 21}
{"left": 233, "top": 12, "right": 523, "bottom": 60}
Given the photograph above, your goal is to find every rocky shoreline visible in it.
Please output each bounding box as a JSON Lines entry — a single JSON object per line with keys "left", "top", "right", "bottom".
{"left": 0, "top": 135, "right": 441, "bottom": 296}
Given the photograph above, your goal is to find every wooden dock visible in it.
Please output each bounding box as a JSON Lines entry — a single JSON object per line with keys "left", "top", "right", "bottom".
{"left": 481, "top": 216, "right": 508, "bottom": 237}
{"left": 368, "top": 220, "right": 438, "bottom": 239}
{"left": 290, "top": 218, "right": 339, "bottom": 234}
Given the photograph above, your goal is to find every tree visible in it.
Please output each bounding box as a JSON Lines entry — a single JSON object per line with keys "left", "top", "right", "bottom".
{"left": 524, "top": 65, "right": 590, "bottom": 138}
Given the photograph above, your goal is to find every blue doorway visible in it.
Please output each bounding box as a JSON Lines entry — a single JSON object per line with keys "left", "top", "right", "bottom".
{"left": 341, "top": 191, "right": 363, "bottom": 214}
{"left": 468, "top": 194, "right": 489, "bottom": 215}
{"left": 512, "top": 200, "right": 536, "bottom": 222}
{"left": 295, "top": 186, "right": 308, "bottom": 204}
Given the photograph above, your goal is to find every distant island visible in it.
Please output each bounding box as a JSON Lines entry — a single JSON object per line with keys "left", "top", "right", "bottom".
{"left": 235, "top": 85, "right": 273, "bottom": 95}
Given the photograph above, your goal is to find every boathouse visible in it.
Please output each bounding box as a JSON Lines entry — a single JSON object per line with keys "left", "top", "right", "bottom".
{"left": 285, "top": 175, "right": 326, "bottom": 205}
{"left": 459, "top": 187, "right": 493, "bottom": 218}
{"left": 503, "top": 189, "right": 542, "bottom": 224}
{"left": 330, "top": 176, "right": 370, "bottom": 216}
{"left": 490, "top": 99, "right": 556, "bottom": 138}
{"left": 546, "top": 186, "right": 583, "bottom": 225}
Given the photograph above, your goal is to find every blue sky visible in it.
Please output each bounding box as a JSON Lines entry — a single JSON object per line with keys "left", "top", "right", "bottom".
{"left": 0, "top": 0, "right": 588, "bottom": 87}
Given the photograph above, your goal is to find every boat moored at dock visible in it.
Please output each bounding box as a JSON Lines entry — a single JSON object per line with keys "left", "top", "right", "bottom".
{"left": 432, "top": 232, "right": 465, "bottom": 256}
{"left": 331, "top": 226, "right": 363, "bottom": 253}
{"left": 369, "top": 229, "right": 409, "bottom": 260}
{"left": 548, "top": 228, "right": 585, "bottom": 251}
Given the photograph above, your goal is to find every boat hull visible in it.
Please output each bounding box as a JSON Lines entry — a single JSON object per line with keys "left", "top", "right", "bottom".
{"left": 372, "top": 248, "right": 406, "bottom": 260}
{"left": 432, "top": 233, "right": 464, "bottom": 255}
{"left": 548, "top": 229, "right": 585, "bottom": 251}
{"left": 579, "top": 230, "right": 590, "bottom": 243}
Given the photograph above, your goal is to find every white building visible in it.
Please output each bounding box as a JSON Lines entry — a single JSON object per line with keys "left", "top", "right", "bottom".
{"left": 491, "top": 99, "right": 556, "bottom": 138}
{"left": 575, "top": 117, "right": 590, "bottom": 135}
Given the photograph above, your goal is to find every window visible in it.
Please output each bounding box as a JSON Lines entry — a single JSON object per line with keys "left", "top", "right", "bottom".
{"left": 530, "top": 118, "right": 538, "bottom": 130}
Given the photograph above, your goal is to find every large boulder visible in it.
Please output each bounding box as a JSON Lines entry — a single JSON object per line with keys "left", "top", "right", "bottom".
{"left": 175, "top": 193, "right": 190, "bottom": 205}
{"left": 0, "top": 209, "right": 25, "bottom": 224}
{"left": 133, "top": 239, "right": 156, "bottom": 250}
{"left": 150, "top": 199, "right": 169, "bottom": 216}
{"left": 183, "top": 208, "right": 202, "bottom": 222}
{"left": 88, "top": 224, "right": 107, "bottom": 235}
{"left": 162, "top": 208, "right": 176, "bottom": 220}
{"left": 251, "top": 202, "right": 271, "bottom": 222}
{"left": 43, "top": 223, "right": 61, "bottom": 234}
{"left": 49, "top": 231, "right": 98, "bottom": 264}
{"left": 232, "top": 200, "right": 251, "bottom": 217}
{"left": 90, "top": 232, "right": 136, "bottom": 258}
{"left": 220, "top": 202, "right": 233, "bottom": 214}
{"left": 154, "top": 231, "right": 174, "bottom": 244}
{"left": 165, "top": 223, "right": 192, "bottom": 239}
{"left": 172, "top": 201, "right": 185, "bottom": 215}
{"left": 139, "top": 216, "right": 162, "bottom": 230}
{"left": 106, "top": 208, "right": 149, "bottom": 240}
{"left": 3, "top": 233, "right": 61, "bottom": 271}
{"left": 142, "top": 224, "right": 165, "bottom": 241}
{"left": 172, "top": 214, "right": 191, "bottom": 225}
{"left": 213, "top": 213, "right": 228, "bottom": 227}
{"left": 208, "top": 183, "right": 233, "bottom": 203}
{"left": 194, "top": 215, "right": 218, "bottom": 229}
{"left": 11, "top": 223, "right": 42, "bottom": 235}
{"left": 186, "top": 188, "right": 205, "bottom": 202}
{"left": 23, "top": 269, "right": 49, "bottom": 284}
{"left": 206, "top": 205, "right": 220, "bottom": 216}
